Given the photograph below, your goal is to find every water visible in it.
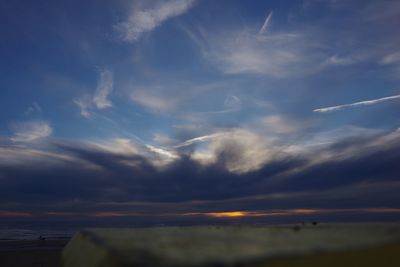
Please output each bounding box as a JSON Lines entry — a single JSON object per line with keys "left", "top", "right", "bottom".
{"left": 1, "top": 212, "right": 399, "bottom": 240}
{"left": 0, "top": 220, "right": 80, "bottom": 240}
{"left": 0, "top": 228, "right": 73, "bottom": 240}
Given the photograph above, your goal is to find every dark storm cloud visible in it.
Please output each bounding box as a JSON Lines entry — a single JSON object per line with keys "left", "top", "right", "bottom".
{"left": 0, "top": 131, "right": 400, "bottom": 216}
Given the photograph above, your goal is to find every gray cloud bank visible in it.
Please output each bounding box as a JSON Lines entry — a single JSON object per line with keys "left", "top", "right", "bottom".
{"left": 1, "top": 130, "right": 400, "bottom": 223}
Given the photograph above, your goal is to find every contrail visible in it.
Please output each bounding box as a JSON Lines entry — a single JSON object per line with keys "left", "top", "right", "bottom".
{"left": 314, "top": 94, "right": 400, "bottom": 113}
{"left": 174, "top": 133, "right": 223, "bottom": 148}
{"left": 259, "top": 11, "right": 273, "bottom": 35}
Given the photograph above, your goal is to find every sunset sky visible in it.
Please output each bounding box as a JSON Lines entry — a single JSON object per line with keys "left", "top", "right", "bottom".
{"left": 1, "top": 0, "right": 400, "bottom": 224}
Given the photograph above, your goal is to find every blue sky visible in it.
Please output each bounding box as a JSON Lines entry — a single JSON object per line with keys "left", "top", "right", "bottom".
{"left": 1, "top": 0, "right": 400, "bottom": 223}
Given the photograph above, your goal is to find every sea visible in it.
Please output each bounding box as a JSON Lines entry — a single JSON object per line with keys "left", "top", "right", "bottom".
{"left": 1, "top": 212, "right": 399, "bottom": 240}
{"left": 0, "top": 228, "right": 74, "bottom": 240}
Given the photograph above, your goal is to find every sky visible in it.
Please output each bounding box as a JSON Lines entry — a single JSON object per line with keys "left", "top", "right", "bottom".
{"left": 1, "top": 0, "right": 400, "bottom": 225}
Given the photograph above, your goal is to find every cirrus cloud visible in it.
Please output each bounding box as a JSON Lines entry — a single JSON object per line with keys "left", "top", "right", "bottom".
{"left": 10, "top": 120, "right": 52, "bottom": 142}
{"left": 74, "top": 69, "right": 113, "bottom": 118}
{"left": 115, "top": 0, "right": 196, "bottom": 42}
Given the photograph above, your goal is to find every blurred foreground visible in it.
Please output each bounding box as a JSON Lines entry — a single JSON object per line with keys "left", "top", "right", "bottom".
{"left": 63, "top": 223, "right": 400, "bottom": 267}
{"left": 1, "top": 223, "right": 399, "bottom": 267}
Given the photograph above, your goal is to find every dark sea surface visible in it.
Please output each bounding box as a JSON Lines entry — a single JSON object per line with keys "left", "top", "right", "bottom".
{"left": 0, "top": 228, "right": 73, "bottom": 240}
{"left": 1, "top": 212, "right": 399, "bottom": 240}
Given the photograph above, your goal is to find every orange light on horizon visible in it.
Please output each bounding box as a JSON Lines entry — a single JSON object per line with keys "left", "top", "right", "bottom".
{"left": 189, "top": 207, "right": 400, "bottom": 218}
{"left": 202, "top": 209, "right": 323, "bottom": 218}
{"left": 32, "top": 207, "right": 400, "bottom": 219}
{"left": 205, "top": 211, "right": 249, "bottom": 218}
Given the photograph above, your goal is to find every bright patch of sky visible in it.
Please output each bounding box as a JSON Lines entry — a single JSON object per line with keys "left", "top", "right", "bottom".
{"left": 1, "top": 0, "right": 399, "bottom": 144}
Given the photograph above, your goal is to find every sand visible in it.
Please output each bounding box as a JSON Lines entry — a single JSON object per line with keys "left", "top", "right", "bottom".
{"left": 0, "top": 240, "right": 68, "bottom": 267}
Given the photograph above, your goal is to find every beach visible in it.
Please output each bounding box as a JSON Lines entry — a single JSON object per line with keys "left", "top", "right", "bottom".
{"left": 0, "top": 240, "right": 68, "bottom": 267}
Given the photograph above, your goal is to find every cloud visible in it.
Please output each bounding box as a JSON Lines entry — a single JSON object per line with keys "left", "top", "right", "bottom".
{"left": 74, "top": 69, "right": 113, "bottom": 118}
{"left": 183, "top": 2, "right": 400, "bottom": 79}
{"left": 24, "top": 102, "right": 42, "bottom": 116}
{"left": 131, "top": 89, "right": 178, "bottom": 113}
{"left": 146, "top": 144, "right": 179, "bottom": 160}
{"left": 380, "top": 52, "right": 400, "bottom": 78}
{"left": 175, "top": 133, "right": 222, "bottom": 148}
{"left": 222, "top": 95, "right": 242, "bottom": 112}
{"left": 93, "top": 69, "right": 113, "bottom": 109}
{"left": 261, "top": 115, "right": 308, "bottom": 135}
{"left": 153, "top": 133, "right": 178, "bottom": 146}
{"left": 73, "top": 94, "right": 92, "bottom": 118}
{"left": 186, "top": 129, "right": 281, "bottom": 173}
{"left": 127, "top": 80, "right": 243, "bottom": 118}
{"left": 0, "top": 145, "right": 81, "bottom": 167}
{"left": 115, "top": 0, "right": 196, "bottom": 42}
{"left": 1, "top": 130, "right": 400, "bottom": 221}
{"left": 10, "top": 120, "right": 52, "bottom": 142}
{"left": 185, "top": 16, "right": 322, "bottom": 78}
{"left": 381, "top": 52, "right": 400, "bottom": 65}
{"left": 215, "top": 32, "right": 306, "bottom": 77}
{"left": 189, "top": 95, "right": 242, "bottom": 115}
{"left": 88, "top": 138, "right": 139, "bottom": 155}
{"left": 322, "top": 54, "right": 363, "bottom": 66}
{"left": 314, "top": 94, "right": 400, "bottom": 113}
{"left": 258, "top": 11, "right": 273, "bottom": 35}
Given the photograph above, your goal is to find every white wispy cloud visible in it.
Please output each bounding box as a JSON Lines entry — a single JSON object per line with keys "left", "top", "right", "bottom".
{"left": 314, "top": 94, "right": 400, "bottom": 113}
{"left": 261, "top": 115, "right": 307, "bottom": 134}
{"left": 10, "top": 120, "right": 53, "bottom": 142}
{"left": 74, "top": 69, "right": 113, "bottom": 118}
{"left": 89, "top": 138, "right": 139, "bottom": 155}
{"left": 217, "top": 32, "right": 304, "bottom": 77}
{"left": 258, "top": 11, "right": 273, "bottom": 35}
{"left": 93, "top": 69, "right": 113, "bottom": 109}
{"left": 380, "top": 52, "right": 400, "bottom": 78}
{"left": 223, "top": 95, "right": 242, "bottom": 111}
{"left": 146, "top": 144, "right": 179, "bottom": 159}
{"left": 184, "top": 13, "right": 320, "bottom": 77}
{"left": 152, "top": 133, "right": 177, "bottom": 146}
{"left": 131, "top": 89, "right": 178, "bottom": 113}
{"left": 187, "top": 129, "right": 279, "bottom": 173}
{"left": 175, "top": 133, "right": 222, "bottom": 148}
{"left": 73, "top": 94, "right": 92, "bottom": 118}
{"left": 0, "top": 146, "right": 79, "bottom": 167}
{"left": 183, "top": 1, "right": 400, "bottom": 78}
{"left": 322, "top": 54, "right": 363, "bottom": 66}
{"left": 381, "top": 52, "right": 400, "bottom": 65}
{"left": 86, "top": 138, "right": 179, "bottom": 167}
{"left": 24, "top": 102, "right": 42, "bottom": 115}
{"left": 190, "top": 95, "right": 242, "bottom": 115}
{"left": 115, "top": 0, "right": 195, "bottom": 42}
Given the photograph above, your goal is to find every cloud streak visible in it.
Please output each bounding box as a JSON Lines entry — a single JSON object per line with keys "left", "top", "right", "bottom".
{"left": 115, "top": 0, "right": 195, "bottom": 42}
{"left": 185, "top": 13, "right": 322, "bottom": 78}
{"left": 10, "top": 120, "right": 52, "bottom": 142}
{"left": 314, "top": 94, "right": 400, "bottom": 113}
{"left": 131, "top": 89, "right": 178, "bottom": 113}
{"left": 93, "top": 69, "right": 113, "bottom": 109}
{"left": 258, "top": 11, "right": 273, "bottom": 35}
{"left": 74, "top": 69, "right": 113, "bottom": 118}
{"left": 174, "top": 133, "right": 223, "bottom": 148}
